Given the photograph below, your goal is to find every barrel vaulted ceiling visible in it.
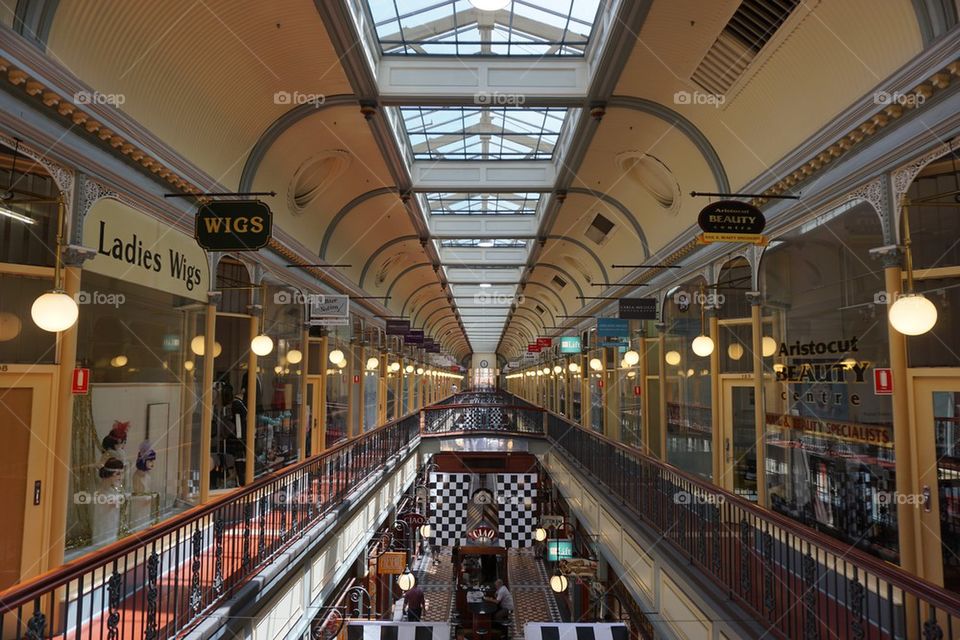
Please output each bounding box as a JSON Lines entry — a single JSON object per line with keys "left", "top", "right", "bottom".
{"left": 11, "top": 0, "right": 936, "bottom": 360}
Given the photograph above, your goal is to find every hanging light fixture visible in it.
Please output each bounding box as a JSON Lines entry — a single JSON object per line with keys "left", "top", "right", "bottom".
{"left": 420, "top": 523, "right": 432, "bottom": 538}
{"left": 589, "top": 357, "right": 603, "bottom": 372}
{"left": 690, "top": 284, "right": 714, "bottom": 357}
{"left": 550, "top": 572, "right": 568, "bottom": 593}
{"left": 329, "top": 349, "right": 345, "bottom": 365}
{"left": 390, "top": 362, "right": 401, "bottom": 372}
{"left": 664, "top": 350, "right": 681, "bottom": 365}
{"left": 623, "top": 350, "right": 640, "bottom": 366}
{"left": 727, "top": 343, "right": 744, "bottom": 360}
{"left": 533, "top": 527, "right": 547, "bottom": 542}
{"left": 397, "top": 568, "right": 416, "bottom": 592}
{"left": 250, "top": 285, "right": 274, "bottom": 356}
{"left": 31, "top": 193, "right": 79, "bottom": 333}
{"left": 366, "top": 356, "right": 380, "bottom": 371}
{"left": 568, "top": 362, "right": 579, "bottom": 373}
{"left": 405, "top": 364, "right": 415, "bottom": 373}
{"left": 416, "top": 366, "right": 425, "bottom": 375}
{"left": 553, "top": 365, "right": 562, "bottom": 374}
{"left": 888, "top": 195, "right": 938, "bottom": 335}
{"left": 761, "top": 336, "right": 778, "bottom": 357}
{"left": 286, "top": 349, "right": 303, "bottom": 364}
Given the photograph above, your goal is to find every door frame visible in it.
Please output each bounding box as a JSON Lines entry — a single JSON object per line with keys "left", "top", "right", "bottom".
{"left": 908, "top": 368, "right": 960, "bottom": 587}
{"left": 0, "top": 365, "right": 58, "bottom": 583}
{"left": 718, "top": 375, "right": 757, "bottom": 495}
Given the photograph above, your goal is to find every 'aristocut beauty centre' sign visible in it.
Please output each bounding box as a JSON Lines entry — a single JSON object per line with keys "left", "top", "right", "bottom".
{"left": 195, "top": 200, "right": 272, "bottom": 251}
{"left": 697, "top": 200, "right": 766, "bottom": 245}
{"left": 84, "top": 198, "right": 209, "bottom": 302}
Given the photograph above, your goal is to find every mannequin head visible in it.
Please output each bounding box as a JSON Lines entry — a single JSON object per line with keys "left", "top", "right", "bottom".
{"left": 135, "top": 441, "right": 156, "bottom": 472}
{"left": 102, "top": 421, "right": 130, "bottom": 455}
{"left": 98, "top": 457, "right": 124, "bottom": 489}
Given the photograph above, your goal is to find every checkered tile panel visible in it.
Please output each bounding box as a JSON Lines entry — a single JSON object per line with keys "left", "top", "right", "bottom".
{"left": 429, "top": 472, "right": 471, "bottom": 546}
{"left": 495, "top": 473, "right": 538, "bottom": 548}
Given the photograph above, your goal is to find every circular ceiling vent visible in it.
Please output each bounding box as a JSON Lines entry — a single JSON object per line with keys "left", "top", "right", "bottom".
{"left": 616, "top": 151, "right": 680, "bottom": 214}
{"left": 288, "top": 150, "right": 351, "bottom": 214}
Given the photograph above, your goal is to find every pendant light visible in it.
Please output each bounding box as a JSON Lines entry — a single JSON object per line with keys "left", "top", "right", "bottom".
{"left": 888, "top": 196, "right": 938, "bottom": 335}
{"left": 690, "top": 284, "right": 714, "bottom": 357}
{"left": 250, "top": 284, "right": 274, "bottom": 356}
{"left": 623, "top": 349, "right": 640, "bottom": 366}
{"left": 31, "top": 193, "right": 79, "bottom": 332}
{"left": 329, "top": 349, "right": 345, "bottom": 365}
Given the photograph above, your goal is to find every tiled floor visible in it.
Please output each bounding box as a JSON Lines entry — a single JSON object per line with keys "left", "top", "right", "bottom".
{"left": 413, "top": 546, "right": 561, "bottom": 635}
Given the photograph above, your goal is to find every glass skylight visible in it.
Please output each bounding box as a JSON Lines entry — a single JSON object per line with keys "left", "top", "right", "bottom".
{"left": 440, "top": 239, "right": 528, "bottom": 248}
{"left": 364, "top": 0, "right": 603, "bottom": 56}
{"left": 401, "top": 107, "right": 566, "bottom": 160}
{"left": 426, "top": 192, "right": 541, "bottom": 215}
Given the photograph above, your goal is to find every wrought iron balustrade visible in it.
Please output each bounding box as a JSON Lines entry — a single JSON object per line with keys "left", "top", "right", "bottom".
{"left": 544, "top": 409, "right": 960, "bottom": 639}
{"left": 0, "top": 410, "right": 423, "bottom": 640}
{"left": 421, "top": 402, "right": 545, "bottom": 436}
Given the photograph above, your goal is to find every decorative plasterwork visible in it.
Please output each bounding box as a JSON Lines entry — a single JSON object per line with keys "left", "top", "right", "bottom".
{"left": 751, "top": 59, "right": 959, "bottom": 207}
{"left": 0, "top": 57, "right": 198, "bottom": 194}
{"left": 0, "top": 131, "right": 73, "bottom": 194}
{"left": 891, "top": 135, "right": 960, "bottom": 198}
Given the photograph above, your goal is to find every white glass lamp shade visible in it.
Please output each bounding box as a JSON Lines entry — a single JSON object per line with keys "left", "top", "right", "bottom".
{"left": 366, "top": 357, "right": 380, "bottom": 371}
{"left": 553, "top": 365, "right": 562, "bottom": 374}
{"left": 0, "top": 312, "right": 22, "bottom": 341}
{"left": 286, "top": 349, "right": 303, "bottom": 364}
{"left": 727, "top": 343, "right": 744, "bottom": 360}
{"left": 568, "top": 362, "right": 579, "bottom": 372}
{"left": 31, "top": 291, "right": 78, "bottom": 333}
{"left": 691, "top": 334, "right": 715, "bottom": 357}
{"left": 761, "top": 336, "right": 777, "bottom": 357}
{"left": 889, "top": 293, "right": 938, "bottom": 335}
{"left": 397, "top": 570, "right": 416, "bottom": 592}
{"left": 664, "top": 350, "right": 681, "bottom": 365}
{"left": 550, "top": 574, "right": 568, "bottom": 593}
{"left": 390, "top": 362, "right": 401, "bottom": 372}
{"left": 469, "top": 0, "right": 510, "bottom": 10}
{"left": 405, "top": 364, "right": 415, "bottom": 373}
{"left": 251, "top": 334, "right": 274, "bottom": 356}
{"left": 589, "top": 357, "right": 603, "bottom": 371}
{"left": 416, "top": 367, "right": 425, "bottom": 375}
{"left": 623, "top": 350, "right": 640, "bottom": 366}
{"left": 328, "top": 349, "right": 344, "bottom": 365}
{"left": 110, "top": 355, "right": 128, "bottom": 368}
{"left": 534, "top": 527, "right": 547, "bottom": 542}
{"left": 420, "top": 524, "right": 432, "bottom": 538}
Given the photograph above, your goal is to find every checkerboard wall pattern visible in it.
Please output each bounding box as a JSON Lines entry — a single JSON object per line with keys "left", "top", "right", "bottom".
{"left": 495, "top": 473, "right": 538, "bottom": 548}
{"left": 428, "top": 472, "right": 472, "bottom": 546}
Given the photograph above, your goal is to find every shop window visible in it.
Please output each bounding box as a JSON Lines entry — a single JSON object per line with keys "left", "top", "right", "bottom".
{"left": 326, "top": 326, "right": 351, "bottom": 446}
{"left": 903, "top": 150, "right": 960, "bottom": 367}
{"left": 760, "top": 200, "right": 897, "bottom": 562}
{"left": 66, "top": 272, "right": 203, "bottom": 555}
{"left": 662, "top": 277, "right": 713, "bottom": 479}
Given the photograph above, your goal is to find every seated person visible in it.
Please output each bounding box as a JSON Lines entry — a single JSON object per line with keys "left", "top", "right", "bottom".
{"left": 483, "top": 579, "right": 513, "bottom": 622}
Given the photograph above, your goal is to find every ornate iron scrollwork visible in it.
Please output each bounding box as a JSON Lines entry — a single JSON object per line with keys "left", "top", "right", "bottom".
{"left": 145, "top": 551, "right": 160, "bottom": 640}
{"left": 213, "top": 517, "right": 225, "bottom": 594}
{"left": 189, "top": 528, "right": 203, "bottom": 613}
{"left": 107, "top": 568, "right": 122, "bottom": 640}
{"left": 24, "top": 609, "right": 46, "bottom": 640}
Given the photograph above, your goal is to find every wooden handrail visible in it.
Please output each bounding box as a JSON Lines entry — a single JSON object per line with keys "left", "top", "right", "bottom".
{"left": 539, "top": 403, "right": 960, "bottom": 615}
{"left": 0, "top": 395, "right": 451, "bottom": 609}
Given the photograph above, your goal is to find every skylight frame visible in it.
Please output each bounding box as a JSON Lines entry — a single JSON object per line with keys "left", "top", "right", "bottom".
{"left": 401, "top": 106, "right": 567, "bottom": 161}
{"left": 425, "top": 192, "right": 542, "bottom": 215}
{"left": 440, "top": 238, "right": 529, "bottom": 248}
{"left": 363, "top": 0, "right": 604, "bottom": 57}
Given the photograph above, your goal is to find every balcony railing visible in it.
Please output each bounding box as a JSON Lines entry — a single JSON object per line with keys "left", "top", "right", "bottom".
{"left": 542, "top": 409, "right": 960, "bottom": 639}
{"left": 0, "top": 410, "right": 422, "bottom": 640}
{"left": 420, "top": 401, "right": 546, "bottom": 436}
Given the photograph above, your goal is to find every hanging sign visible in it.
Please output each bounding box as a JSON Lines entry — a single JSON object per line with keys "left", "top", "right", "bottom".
{"left": 597, "top": 318, "right": 628, "bottom": 337}
{"left": 467, "top": 526, "right": 498, "bottom": 544}
{"left": 874, "top": 368, "right": 893, "bottom": 395}
{"left": 618, "top": 298, "right": 657, "bottom": 320}
{"left": 83, "top": 198, "right": 209, "bottom": 302}
{"left": 386, "top": 319, "right": 410, "bottom": 336}
{"left": 536, "top": 337, "right": 553, "bottom": 348}
{"left": 405, "top": 330, "right": 424, "bottom": 345}
{"left": 308, "top": 295, "right": 350, "bottom": 326}
{"left": 559, "top": 336, "right": 581, "bottom": 354}
{"left": 377, "top": 552, "right": 407, "bottom": 575}
{"left": 528, "top": 343, "right": 541, "bottom": 353}
{"left": 71, "top": 368, "right": 90, "bottom": 395}
{"left": 195, "top": 200, "right": 272, "bottom": 251}
{"left": 697, "top": 232, "right": 768, "bottom": 245}
{"left": 399, "top": 512, "right": 427, "bottom": 527}
{"left": 698, "top": 200, "right": 765, "bottom": 234}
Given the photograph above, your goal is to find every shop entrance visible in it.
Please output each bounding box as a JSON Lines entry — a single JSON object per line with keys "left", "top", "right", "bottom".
{"left": 306, "top": 375, "right": 324, "bottom": 454}
{"left": 912, "top": 374, "right": 960, "bottom": 593}
{"left": 720, "top": 378, "right": 758, "bottom": 501}
{"left": 0, "top": 370, "right": 55, "bottom": 589}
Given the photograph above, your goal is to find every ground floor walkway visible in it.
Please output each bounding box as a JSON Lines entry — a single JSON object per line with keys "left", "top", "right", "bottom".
{"left": 414, "top": 547, "right": 562, "bottom": 635}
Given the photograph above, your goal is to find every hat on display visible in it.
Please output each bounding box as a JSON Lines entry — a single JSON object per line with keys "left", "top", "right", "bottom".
{"left": 102, "top": 420, "right": 130, "bottom": 451}
{"left": 136, "top": 441, "right": 157, "bottom": 471}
